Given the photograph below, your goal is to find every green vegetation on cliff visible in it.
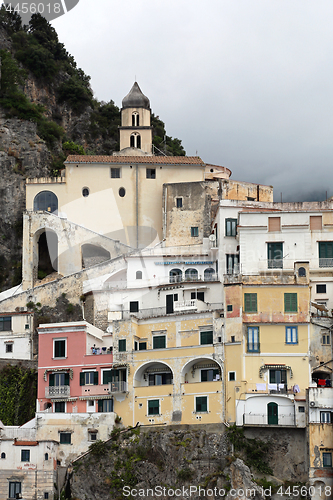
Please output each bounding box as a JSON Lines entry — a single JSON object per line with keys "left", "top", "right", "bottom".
{"left": 0, "top": 6, "right": 185, "bottom": 162}
{"left": 0, "top": 364, "right": 37, "bottom": 425}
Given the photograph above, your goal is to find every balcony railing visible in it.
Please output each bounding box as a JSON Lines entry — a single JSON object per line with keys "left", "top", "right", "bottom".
{"left": 169, "top": 274, "right": 219, "bottom": 284}
{"left": 45, "top": 386, "right": 70, "bottom": 398}
{"left": 267, "top": 259, "right": 283, "bottom": 269}
{"left": 319, "top": 258, "right": 333, "bottom": 268}
{"left": 122, "top": 302, "right": 223, "bottom": 319}
{"left": 243, "top": 413, "right": 295, "bottom": 426}
{"left": 174, "top": 299, "right": 197, "bottom": 312}
{"left": 108, "top": 381, "right": 128, "bottom": 393}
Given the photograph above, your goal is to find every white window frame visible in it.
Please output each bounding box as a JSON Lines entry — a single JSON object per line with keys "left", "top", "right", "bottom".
{"left": 86, "top": 400, "right": 96, "bottom": 412}
{"left": 147, "top": 399, "right": 160, "bottom": 416}
{"left": 88, "top": 430, "right": 98, "bottom": 441}
{"left": 320, "top": 411, "right": 332, "bottom": 423}
{"left": 53, "top": 401, "right": 67, "bottom": 413}
{"left": 53, "top": 338, "right": 67, "bottom": 359}
{"left": 195, "top": 395, "right": 208, "bottom": 413}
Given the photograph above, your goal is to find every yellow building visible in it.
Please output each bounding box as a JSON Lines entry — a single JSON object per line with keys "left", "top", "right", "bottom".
{"left": 109, "top": 311, "right": 225, "bottom": 427}
{"left": 224, "top": 270, "right": 310, "bottom": 428}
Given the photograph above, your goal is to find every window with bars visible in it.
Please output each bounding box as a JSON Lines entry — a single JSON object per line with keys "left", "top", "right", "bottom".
{"left": 285, "top": 326, "right": 298, "bottom": 344}
{"left": 284, "top": 293, "right": 297, "bottom": 312}
{"left": 244, "top": 293, "right": 257, "bottom": 312}
{"left": 110, "top": 168, "right": 121, "bottom": 178}
{"left": 319, "top": 241, "right": 333, "bottom": 267}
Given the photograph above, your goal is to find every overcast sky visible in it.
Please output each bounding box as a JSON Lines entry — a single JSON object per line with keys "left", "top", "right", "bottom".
{"left": 51, "top": 0, "right": 333, "bottom": 202}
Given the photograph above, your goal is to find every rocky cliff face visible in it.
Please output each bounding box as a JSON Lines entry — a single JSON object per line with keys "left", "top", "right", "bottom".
{"left": 69, "top": 426, "right": 306, "bottom": 500}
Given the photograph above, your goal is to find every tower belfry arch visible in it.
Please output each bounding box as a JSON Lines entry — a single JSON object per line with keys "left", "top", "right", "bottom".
{"left": 118, "top": 82, "right": 153, "bottom": 155}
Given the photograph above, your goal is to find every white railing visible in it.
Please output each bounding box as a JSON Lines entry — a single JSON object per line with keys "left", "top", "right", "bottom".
{"left": 45, "top": 386, "right": 70, "bottom": 398}
{"left": 108, "top": 381, "right": 128, "bottom": 393}
{"left": 174, "top": 299, "right": 197, "bottom": 312}
{"left": 243, "top": 413, "right": 295, "bottom": 426}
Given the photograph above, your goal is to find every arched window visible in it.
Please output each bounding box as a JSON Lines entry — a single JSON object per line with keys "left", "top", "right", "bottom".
{"left": 33, "top": 191, "right": 58, "bottom": 213}
{"left": 185, "top": 268, "right": 198, "bottom": 281}
{"left": 204, "top": 268, "right": 215, "bottom": 281}
{"left": 132, "top": 113, "right": 139, "bottom": 126}
{"left": 44, "top": 453, "right": 49, "bottom": 460}
{"left": 136, "top": 271, "right": 142, "bottom": 279}
{"left": 298, "top": 267, "right": 306, "bottom": 277}
{"left": 130, "top": 133, "right": 141, "bottom": 149}
{"left": 169, "top": 269, "right": 182, "bottom": 283}
{"left": 1, "top": 452, "right": 5, "bottom": 459}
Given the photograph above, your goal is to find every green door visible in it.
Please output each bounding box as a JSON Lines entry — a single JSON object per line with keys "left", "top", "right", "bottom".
{"left": 267, "top": 402, "right": 278, "bottom": 425}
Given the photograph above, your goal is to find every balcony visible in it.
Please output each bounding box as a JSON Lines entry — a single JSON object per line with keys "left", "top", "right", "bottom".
{"left": 319, "top": 258, "right": 333, "bottom": 268}
{"left": 108, "top": 381, "right": 128, "bottom": 393}
{"left": 45, "top": 386, "right": 70, "bottom": 398}
{"left": 174, "top": 299, "right": 197, "bottom": 312}
{"left": 81, "top": 384, "right": 110, "bottom": 397}
{"left": 243, "top": 413, "right": 295, "bottom": 426}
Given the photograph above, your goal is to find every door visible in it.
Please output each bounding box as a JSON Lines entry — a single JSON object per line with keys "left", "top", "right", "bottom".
{"left": 166, "top": 294, "right": 174, "bottom": 314}
{"left": 267, "top": 402, "right": 278, "bottom": 425}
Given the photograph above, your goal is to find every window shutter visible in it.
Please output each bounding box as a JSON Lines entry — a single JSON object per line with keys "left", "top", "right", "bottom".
{"left": 49, "top": 374, "right": 54, "bottom": 387}
{"left": 80, "top": 372, "right": 85, "bottom": 386}
{"left": 245, "top": 294, "right": 250, "bottom": 311}
{"left": 291, "top": 294, "right": 297, "bottom": 311}
{"left": 103, "top": 370, "right": 112, "bottom": 384}
{"left": 64, "top": 373, "right": 69, "bottom": 386}
{"left": 98, "top": 400, "right": 103, "bottom": 412}
{"left": 268, "top": 217, "right": 281, "bottom": 232}
{"left": 310, "top": 216, "right": 322, "bottom": 230}
{"left": 94, "top": 371, "right": 98, "bottom": 385}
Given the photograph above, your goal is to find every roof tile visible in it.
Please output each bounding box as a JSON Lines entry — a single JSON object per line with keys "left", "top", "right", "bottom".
{"left": 65, "top": 155, "right": 205, "bottom": 166}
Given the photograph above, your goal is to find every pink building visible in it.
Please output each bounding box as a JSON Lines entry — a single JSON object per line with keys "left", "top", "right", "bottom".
{"left": 36, "top": 321, "right": 116, "bottom": 464}
{"left": 37, "top": 321, "right": 113, "bottom": 414}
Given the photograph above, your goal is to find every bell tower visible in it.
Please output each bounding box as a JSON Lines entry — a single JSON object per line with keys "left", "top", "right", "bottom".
{"left": 118, "top": 82, "right": 153, "bottom": 155}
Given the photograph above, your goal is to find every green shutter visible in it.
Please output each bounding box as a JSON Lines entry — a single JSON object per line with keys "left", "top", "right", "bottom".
{"left": 49, "top": 374, "right": 54, "bottom": 387}
{"left": 64, "top": 373, "right": 69, "bottom": 386}
{"left": 200, "top": 331, "right": 213, "bottom": 345}
{"left": 285, "top": 293, "right": 297, "bottom": 312}
{"left": 244, "top": 293, "right": 257, "bottom": 312}
{"left": 148, "top": 400, "right": 159, "bottom": 415}
{"left": 103, "top": 370, "right": 112, "bottom": 384}
{"left": 153, "top": 336, "right": 166, "bottom": 349}
{"left": 119, "top": 339, "right": 126, "bottom": 352}
{"left": 98, "top": 400, "right": 103, "bottom": 412}
{"left": 196, "top": 396, "right": 207, "bottom": 412}
{"left": 80, "top": 372, "right": 85, "bottom": 386}
{"left": 93, "top": 371, "right": 98, "bottom": 385}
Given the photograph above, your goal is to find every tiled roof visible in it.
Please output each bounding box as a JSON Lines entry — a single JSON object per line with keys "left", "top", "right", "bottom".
{"left": 65, "top": 155, "right": 205, "bottom": 166}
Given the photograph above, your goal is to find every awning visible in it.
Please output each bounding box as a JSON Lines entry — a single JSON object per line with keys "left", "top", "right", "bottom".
{"left": 311, "top": 301, "right": 328, "bottom": 312}
{"left": 259, "top": 364, "right": 293, "bottom": 378}
{"left": 79, "top": 395, "right": 113, "bottom": 401}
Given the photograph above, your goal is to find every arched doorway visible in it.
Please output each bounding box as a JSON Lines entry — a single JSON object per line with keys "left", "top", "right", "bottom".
{"left": 37, "top": 230, "right": 58, "bottom": 279}
{"left": 267, "top": 402, "right": 278, "bottom": 425}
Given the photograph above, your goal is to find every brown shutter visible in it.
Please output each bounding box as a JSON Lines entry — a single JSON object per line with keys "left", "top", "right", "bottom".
{"left": 310, "top": 216, "right": 322, "bottom": 230}
{"left": 268, "top": 217, "right": 281, "bottom": 232}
